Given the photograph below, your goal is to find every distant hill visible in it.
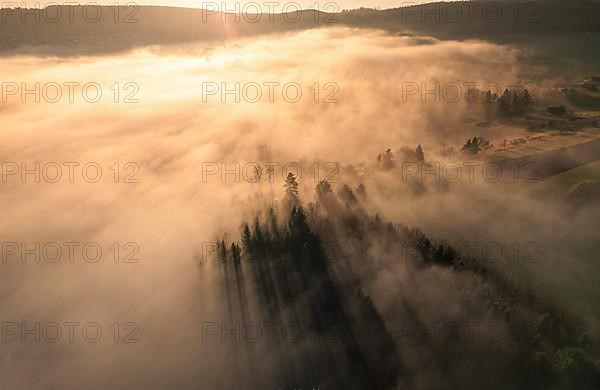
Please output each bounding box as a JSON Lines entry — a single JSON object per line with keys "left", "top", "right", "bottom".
{"left": 0, "top": 6, "right": 333, "bottom": 54}
{"left": 345, "top": 0, "right": 600, "bottom": 38}
{"left": 0, "top": 1, "right": 598, "bottom": 58}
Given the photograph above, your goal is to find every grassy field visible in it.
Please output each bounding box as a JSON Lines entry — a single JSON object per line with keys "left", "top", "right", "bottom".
{"left": 490, "top": 128, "right": 600, "bottom": 160}
{"left": 529, "top": 160, "right": 600, "bottom": 204}
{"left": 567, "top": 86, "right": 600, "bottom": 106}
{"left": 575, "top": 110, "right": 600, "bottom": 118}
{"left": 571, "top": 85, "right": 600, "bottom": 98}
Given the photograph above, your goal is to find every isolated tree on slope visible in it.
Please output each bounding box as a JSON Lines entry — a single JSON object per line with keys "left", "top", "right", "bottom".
{"left": 499, "top": 89, "right": 512, "bottom": 115}
{"left": 415, "top": 144, "right": 425, "bottom": 162}
{"left": 284, "top": 172, "right": 299, "bottom": 198}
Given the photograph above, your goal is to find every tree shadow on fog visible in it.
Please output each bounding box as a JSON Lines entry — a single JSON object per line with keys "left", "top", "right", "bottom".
{"left": 215, "top": 178, "right": 402, "bottom": 389}
{"left": 212, "top": 171, "right": 600, "bottom": 389}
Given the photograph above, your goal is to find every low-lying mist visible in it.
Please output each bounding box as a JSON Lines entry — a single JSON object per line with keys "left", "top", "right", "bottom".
{"left": 1, "top": 27, "right": 598, "bottom": 389}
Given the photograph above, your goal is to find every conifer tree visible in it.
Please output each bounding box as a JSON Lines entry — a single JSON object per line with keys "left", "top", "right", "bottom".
{"left": 283, "top": 172, "right": 300, "bottom": 205}
{"left": 415, "top": 144, "right": 425, "bottom": 162}
{"left": 241, "top": 223, "right": 252, "bottom": 254}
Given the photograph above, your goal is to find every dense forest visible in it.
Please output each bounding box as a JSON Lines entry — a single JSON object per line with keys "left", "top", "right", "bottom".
{"left": 212, "top": 172, "right": 600, "bottom": 389}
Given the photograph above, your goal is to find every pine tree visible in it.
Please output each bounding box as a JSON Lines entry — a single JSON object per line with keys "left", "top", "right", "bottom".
{"left": 499, "top": 88, "right": 512, "bottom": 115}
{"left": 288, "top": 206, "right": 311, "bottom": 242}
{"left": 315, "top": 180, "right": 333, "bottom": 202}
{"left": 241, "top": 223, "right": 252, "bottom": 255}
{"left": 415, "top": 144, "right": 425, "bottom": 162}
{"left": 268, "top": 208, "right": 280, "bottom": 240}
{"left": 231, "top": 243, "right": 241, "bottom": 264}
{"left": 485, "top": 90, "right": 493, "bottom": 104}
{"left": 381, "top": 148, "right": 395, "bottom": 170}
{"left": 219, "top": 239, "right": 228, "bottom": 262}
{"left": 252, "top": 218, "right": 267, "bottom": 258}
{"left": 339, "top": 185, "right": 358, "bottom": 207}
{"left": 283, "top": 172, "right": 299, "bottom": 200}
{"left": 252, "top": 218, "right": 264, "bottom": 243}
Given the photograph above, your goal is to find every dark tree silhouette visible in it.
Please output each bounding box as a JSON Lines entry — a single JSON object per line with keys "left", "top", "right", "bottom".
{"left": 230, "top": 243, "right": 241, "bottom": 263}
{"left": 497, "top": 88, "right": 532, "bottom": 116}
{"left": 339, "top": 185, "right": 358, "bottom": 207}
{"left": 283, "top": 171, "right": 299, "bottom": 199}
{"left": 462, "top": 136, "right": 491, "bottom": 155}
{"left": 499, "top": 88, "right": 512, "bottom": 115}
{"left": 377, "top": 148, "right": 395, "bottom": 170}
{"left": 415, "top": 144, "right": 425, "bottom": 162}
{"left": 211, "top": 178, "right": 599, "bottom": 389}
{"left": 315, "top": 179, "right": 333, "bottom": 201}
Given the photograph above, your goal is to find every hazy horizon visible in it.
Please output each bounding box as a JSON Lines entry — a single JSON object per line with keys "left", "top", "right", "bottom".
{"left": 5, "top": 0, "right": 460, "bottom": 11}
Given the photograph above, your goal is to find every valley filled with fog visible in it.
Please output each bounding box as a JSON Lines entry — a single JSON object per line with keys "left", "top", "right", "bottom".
{"left": 2, "top": 25, "right": 600, "bottom": 389}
